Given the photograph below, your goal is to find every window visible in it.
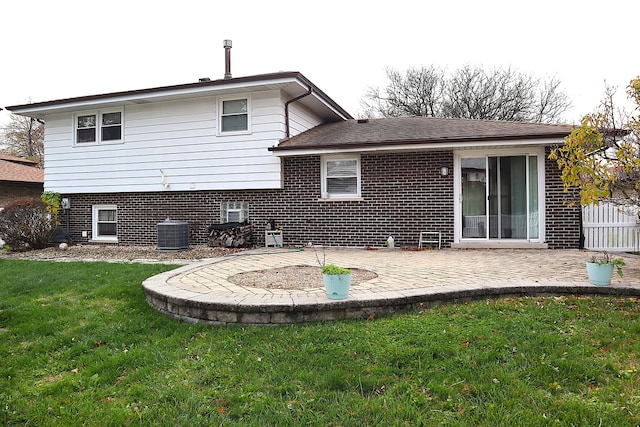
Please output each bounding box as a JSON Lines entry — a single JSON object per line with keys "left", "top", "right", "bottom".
{"left": 77, "top": 114, "right": 97, "bottom": 143}
{"left": 219, "top": 97, "right": 249, "bottom": 133}
{"left": 92, "top": 205, "right": 118, "bottom": 242}
{"left": 101, "top": 112, "right": 122, "bottom": 141}
{"left": 322, "top": 156, "right": 361, "bottom": 198}
{"left": 76, "top": 110, "right": 123, "bottom": 144}
{"left": 221, "top": 201, "right": 249, "bottom": 223}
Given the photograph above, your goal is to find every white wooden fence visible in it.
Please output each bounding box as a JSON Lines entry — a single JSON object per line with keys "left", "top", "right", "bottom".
{"left": 582, "top": 203, "right": 640, "bottom": 251}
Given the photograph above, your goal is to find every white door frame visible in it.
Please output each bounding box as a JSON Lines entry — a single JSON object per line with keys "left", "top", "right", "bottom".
{"left": 453, "top": 148, "right": 546, "bottom": 245}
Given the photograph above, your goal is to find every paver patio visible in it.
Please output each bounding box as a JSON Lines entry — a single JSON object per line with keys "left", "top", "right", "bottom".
{"left": 142, "top": 248, "right": 640, "bottom": 325}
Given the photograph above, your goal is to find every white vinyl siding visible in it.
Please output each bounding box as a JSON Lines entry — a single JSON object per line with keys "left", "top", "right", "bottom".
{"left": 92, "top": 205, "right": 117, "bottom": 242}
{"left": 42, "top": 90, "right": 301, "bottom": 194}
{"left": 286, "top": 101, "right": 323, "bottom": 137}
{"left": 321, "top": 155, "right": 361, "bottom": 199}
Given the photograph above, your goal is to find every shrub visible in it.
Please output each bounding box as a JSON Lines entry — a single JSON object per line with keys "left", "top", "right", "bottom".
{"left": 0, "top": 198, "right": 56, "bottom": 251}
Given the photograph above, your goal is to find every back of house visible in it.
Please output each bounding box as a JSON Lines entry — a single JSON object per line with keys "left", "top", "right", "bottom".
{"left": 5, "top": 54, "right": 579, "bottom": 249}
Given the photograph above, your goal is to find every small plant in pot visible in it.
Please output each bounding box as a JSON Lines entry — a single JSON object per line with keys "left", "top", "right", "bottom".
{"left": 321, "top": 264, "right": 352, "bottom": 300}
{"left": 586, "top": 251, "right": 625, "bottom": 286}
{"left": 312, "top": 243, "right": 352, "bottom": 300}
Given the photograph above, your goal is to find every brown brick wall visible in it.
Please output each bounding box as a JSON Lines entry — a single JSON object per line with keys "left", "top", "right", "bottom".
{"left": 59, "top": 149, "right": 579, "bottom": 248}
{"left": 544, "top": 146, "right": 581, "bottom": 249}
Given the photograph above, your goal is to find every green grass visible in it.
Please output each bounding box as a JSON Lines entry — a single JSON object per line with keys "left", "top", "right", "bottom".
{"left": 1, "top": 259, "right": 640, "bottom": 426}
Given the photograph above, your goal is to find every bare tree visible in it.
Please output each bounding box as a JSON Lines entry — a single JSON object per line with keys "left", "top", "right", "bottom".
{"left": 362, "top": 65, "right": 571, "bottom": 123}
{"left": 361, "top": 66, "right": 446, "bottom": 118}
{"left": 1, "top": 113, "right": 44, "bottom": 167}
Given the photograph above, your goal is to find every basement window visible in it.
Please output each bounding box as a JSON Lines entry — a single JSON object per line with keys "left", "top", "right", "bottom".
{"left": 221, "top": 201, "right": 248, "bottom": 223}
{"left": 92, "top": 205, "right": 118, "bottom": 242}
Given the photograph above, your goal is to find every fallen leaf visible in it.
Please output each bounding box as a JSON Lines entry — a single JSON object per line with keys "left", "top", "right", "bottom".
{"left": 461, "top": 383, "right": 472, "bottom": 396}
{"left": 462, "top": 341, "right": 469, "bottom": 349}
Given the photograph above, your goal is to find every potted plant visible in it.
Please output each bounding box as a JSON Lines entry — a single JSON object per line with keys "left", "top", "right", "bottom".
{"left": 312, "top": 244, "right": 352, "bottom": 299}
{"left": 322, "top": 264, "right": 352, "bottom": 300}
{"left": 586, "top": 251, "right": 625, "bottom": 286}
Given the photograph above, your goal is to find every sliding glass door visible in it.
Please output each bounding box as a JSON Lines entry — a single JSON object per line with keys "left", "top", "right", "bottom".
{"left": 461, "top": 155, "right": 539, "bottom": 240}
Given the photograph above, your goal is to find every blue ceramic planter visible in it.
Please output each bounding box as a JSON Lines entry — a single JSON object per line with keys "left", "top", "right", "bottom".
{"left": 323, "top": 273, "right": 352, "bottom": 299}
{"left": 586, "top": 262, "right": 614, "bottom": 286}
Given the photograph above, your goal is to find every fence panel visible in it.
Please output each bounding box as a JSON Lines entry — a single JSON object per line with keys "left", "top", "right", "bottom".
{"left": 582, "top": 203, "right": 639, "bottom": 252}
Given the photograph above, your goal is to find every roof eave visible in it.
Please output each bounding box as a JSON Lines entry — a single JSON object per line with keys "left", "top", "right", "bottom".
{"left": 270, "top": 134, "right": 568, "bottom": 156}
{"left": 6, "top": 71, "right": 352, "bottom": 120}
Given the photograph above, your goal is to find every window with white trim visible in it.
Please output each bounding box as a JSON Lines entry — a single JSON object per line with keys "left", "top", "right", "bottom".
{"left": 75, "top": 110, "right": 123, "bottom": 144}
{"left": 92, "top": 205, "right": 118, "bottom": 242}
{"left": 321, "top": 156, "right": 361, "bottom": 198}
{"left": 219, "top": 96, "right": 250, "bottom": 133}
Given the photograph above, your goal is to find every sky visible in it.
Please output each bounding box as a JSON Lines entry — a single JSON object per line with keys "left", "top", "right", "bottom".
{"left": 1, "top": 0, "right": 639, "bottom": 129}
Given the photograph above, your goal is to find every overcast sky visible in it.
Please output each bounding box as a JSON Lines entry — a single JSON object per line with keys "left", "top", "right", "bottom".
{"left": 1, "top": 0, "right": 638, "bottom": 128}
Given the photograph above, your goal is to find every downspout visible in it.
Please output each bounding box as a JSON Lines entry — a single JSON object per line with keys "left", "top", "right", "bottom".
{"left": 284, "top": 87, "right": 313, "bottom": 139}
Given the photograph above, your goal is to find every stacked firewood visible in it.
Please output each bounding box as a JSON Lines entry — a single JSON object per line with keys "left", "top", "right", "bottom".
{"left": 207, "top": 222, "right": 253, "bottom": 248}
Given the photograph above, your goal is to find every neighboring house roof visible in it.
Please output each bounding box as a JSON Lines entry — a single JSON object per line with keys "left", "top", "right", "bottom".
{"left": 0, "top": 156, "right": 44, "bottom": 184}
{"left": 0, "top": 153, "right": 39, "bottom": 167}
{"left": 271, "top": 116, "right": 573, "bottom": 154}
{"left": 5, "top": 71, "right": 352, "bottom": 122}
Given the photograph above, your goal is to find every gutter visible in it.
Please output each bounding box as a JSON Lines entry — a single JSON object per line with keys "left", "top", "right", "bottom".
{"left": 269, "top": 133, "right": 570, "bottom": 154}
{"left": 284, "top": 87, "right": 313, "bottom": 139}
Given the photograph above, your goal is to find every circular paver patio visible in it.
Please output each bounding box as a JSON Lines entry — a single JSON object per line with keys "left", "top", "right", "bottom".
{"left": 142, "top": 248, "right": 640, "bottom": 325}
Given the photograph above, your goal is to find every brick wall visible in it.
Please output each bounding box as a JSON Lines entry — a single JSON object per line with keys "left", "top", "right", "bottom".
{"left": 59, "top": 149, "right": 579, "bottom": 249}
{"left": 544, "top": 146, "right": 581, "bottom": 249}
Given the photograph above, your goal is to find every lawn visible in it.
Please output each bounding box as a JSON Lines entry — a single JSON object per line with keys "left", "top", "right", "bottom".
{"left": 1, "top": 259, "right": 639, "bottom": 426}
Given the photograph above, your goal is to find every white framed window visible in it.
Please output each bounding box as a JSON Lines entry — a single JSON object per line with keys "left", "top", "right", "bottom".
{"left": 92, "top": 205, "right": 118, "bottom": 242}
{"left": 218, "top": 96, "right": 250, "bottom": 134}
{"left": 75, "top": 110, "right": 123, "bottom": 144}
{"left": 321, "top": 155, "right": 361, "bottom": 199}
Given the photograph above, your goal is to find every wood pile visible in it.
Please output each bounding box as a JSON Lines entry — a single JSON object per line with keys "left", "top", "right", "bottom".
{"left": 207, "top": 222, "right": 253, "bottom": 248}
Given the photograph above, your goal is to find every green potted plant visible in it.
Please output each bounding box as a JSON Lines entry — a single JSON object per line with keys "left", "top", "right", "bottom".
{"left": 321, "top": 264, "right": 352, "bottom": 300}
{"left": 586, "top": 251, "right": 625, "bottom": 286}
{"left": 312, "top": 244, "right": 352, "bottom": 299}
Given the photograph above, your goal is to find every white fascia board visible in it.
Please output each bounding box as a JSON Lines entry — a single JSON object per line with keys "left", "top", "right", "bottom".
{"left": 272, "top": 137, "right": 565, "bottom": 157}
{"left": 11, "top": 77, "right": 303, "bottom": 117}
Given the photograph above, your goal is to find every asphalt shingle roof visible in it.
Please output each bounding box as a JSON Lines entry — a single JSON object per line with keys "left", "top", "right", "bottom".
{"left": 0, "top": 156, "right": 43, "bottom": 184}
{"left": 273, "top": 117, "right": 573, "bottom": 151}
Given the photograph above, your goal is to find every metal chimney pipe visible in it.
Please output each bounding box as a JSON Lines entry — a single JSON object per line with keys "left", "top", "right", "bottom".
{"left": 223, "top": 40, "right": 232, "bottom": 79}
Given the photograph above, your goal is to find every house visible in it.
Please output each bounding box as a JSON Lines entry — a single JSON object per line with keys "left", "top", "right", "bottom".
{"left": 5, "top": 69, "right": 579, "bottom": 249}
{"left": 0, "top": 153, "right": 44, "bottom": 209}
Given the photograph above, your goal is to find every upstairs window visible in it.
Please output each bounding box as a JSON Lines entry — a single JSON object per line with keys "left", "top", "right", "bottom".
{"left": 77, "top": 114, "right": 97, "bottom": 143}
{"left": 76, "top": 110, "right": 123, "bottom": 144}
{"left": 101, "top": 112, "right": 122, "bottom": 141}
{"left": 219, "top": 97, "right": 249, "bottom": 133}
{"left": 321, "top": 156, "right": 361, "bottom": 199}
